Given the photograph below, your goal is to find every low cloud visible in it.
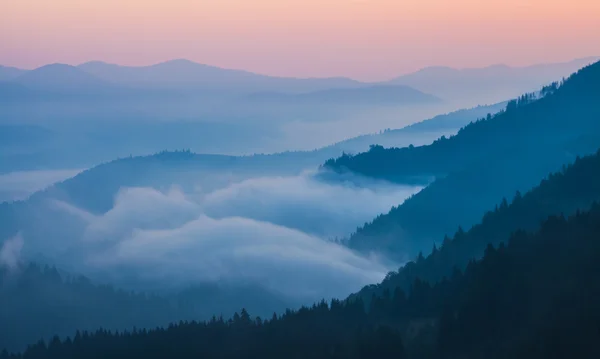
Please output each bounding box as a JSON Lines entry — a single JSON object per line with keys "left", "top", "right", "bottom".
{"left": 0, "top": 169, "right": 82, "bottom": 202}
{"left": 88, "top": 212, "right": 387, "bottom": 299}
{"left": 0, "top": 233, "right": 24, "bottom": 271}
{"left": 201, "top": 173, "right": 421, "bottom": 239}
{"left": 26, "top": 173, "right": 418, "bottom": 302}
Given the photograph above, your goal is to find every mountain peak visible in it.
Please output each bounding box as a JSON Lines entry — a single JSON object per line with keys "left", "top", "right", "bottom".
{"left": 0, "top": 64, "right": 27, "bottom": 81}
{"left": 33, "top": 63, "right": 80, "bottom": 72}
{"left": 78, "top": 60, "right": 112, "bottom": 67}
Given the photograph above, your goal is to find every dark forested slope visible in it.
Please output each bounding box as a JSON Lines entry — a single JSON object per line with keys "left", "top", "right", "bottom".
{"left": 354, "top": 148, "right": 600, "bottom": 300}
{"left": 6, "top": 204, "right": 600, "bottom": 359}
{"left": 325, "top": 63, "right": 600, "bottom": 181}
{"left": 0, "top": 264, "right": 292, "bottom": 353}
{"left": 326, "top": 61, "right": 600, "bottom": 258}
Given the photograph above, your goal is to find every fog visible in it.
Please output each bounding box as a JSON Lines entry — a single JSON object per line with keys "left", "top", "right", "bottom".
{"left": 0, "top": 233, "right": 23, "bottom": 271}
{"left": 15, "top": 173, "right": 419, "bottom": 302}
{"left": 0, "top": 101, "right": 454, "bottom": 173}
{"left": 0, "top": 169, "right": 82, "bottom": 202}
{"left": 201, "top": 173, "right": 421, "bottom": 238}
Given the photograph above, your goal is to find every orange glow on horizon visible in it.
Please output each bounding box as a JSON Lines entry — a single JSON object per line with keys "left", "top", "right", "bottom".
{"left": 1, "top": 0, "right": 599, "bottom": 80}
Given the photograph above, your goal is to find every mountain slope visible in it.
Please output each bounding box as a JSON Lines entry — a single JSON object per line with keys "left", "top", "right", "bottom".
{"left": 0, "top": 65, "right": 27, "bottom": 81}
{"left": 244, "top": 85, "right": 440, "bottom": 106}
{"left": 329, "top": 102, "right": 506, "bottom": 154}
{"left": 354, "top": 148, "right": 600, "bottom": 300}
{"left": 0, "top": 263, "right": 293, "bottom": 352}
{"left": 0, "top": 82, "right": 34, "bottom": 102}
{"left": 0, "top": 101, "right": 501, "bottom": 174}
{"left": 78, "top": 59, "right": 365, "bottom": 93}
{"left": 12, "top": 64, "right": 112, "bottom": 93}
{"left": 325, "top": 60, "right": 600, "bottom": 258}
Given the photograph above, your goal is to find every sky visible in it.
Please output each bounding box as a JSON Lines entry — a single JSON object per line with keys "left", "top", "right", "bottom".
{"left": 1, "top": 0, "right": 599, "bottom": 81}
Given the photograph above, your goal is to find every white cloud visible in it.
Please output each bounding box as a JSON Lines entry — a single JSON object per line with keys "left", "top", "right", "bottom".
{"left": 201, "top": 173, "right": 421, "bottom": 238}
{"left": 0, "top": 233, "right": 24, "bottom": 271}
{"left": 0, "top": 169, "right": 82, "bottom": 202}
{"left": 88, "top": 213, "right": 387, "bottom": 299}
{"left": 83, "top": 187, "right": 201, "bottom": 243}
{"left": 34, "top": 173, "right": 417, "bottom": 302}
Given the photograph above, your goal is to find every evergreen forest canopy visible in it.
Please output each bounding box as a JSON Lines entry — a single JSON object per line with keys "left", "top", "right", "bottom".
{"left": 354, "top": 147, "right": 600, "bottom": 300}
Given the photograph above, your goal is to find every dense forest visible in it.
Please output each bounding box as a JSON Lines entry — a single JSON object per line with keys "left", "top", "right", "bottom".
{"left": 0, "top": 265, "right": 292, "bottom": 352}
{"left": 325, "top": 60, "right": 600, "bottom": 259}
{"left": 4, "top": 202, "right": 600, "bottom": 359}
{"left": 354, "top": 148, "right": 600, "bottom": 300}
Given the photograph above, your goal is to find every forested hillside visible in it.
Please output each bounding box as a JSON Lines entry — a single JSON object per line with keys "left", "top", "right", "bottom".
{"left": 5, "top": 203, "right": 600, "bottom": 359}
{"left": 325, "top": 61, "right": 600, "bottom": 258}
{"left": 0, "top": 264, "right": 292, "bottom": 352}
{"left": 354, "top": 148, "right": 600, "bottom": 300}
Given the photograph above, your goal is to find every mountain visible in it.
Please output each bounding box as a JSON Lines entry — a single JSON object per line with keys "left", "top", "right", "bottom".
{"left": 77, "top": 59, "right": 366, "bottom": 94}
{"left": 244, "top": 85, "right": 440, "bottom": 106}
{"left": 0, "top": 102, "right": 506, "bottom": 244}
{"left": 0, "top": 82, "right": 34, "bottom": 102}
{"left": 5, "top": 57, "right": 597, "bottom": 100}
{"left": 0, "top": 65, "right": 26, "bottom": 81}
{"left": 12, "top": 64, "right": 113, "bottom": 93}
{"left": 0, "top": 101, "right": 505, "bottom": 206}
{"left": 354, "top": 148, "right": 600, "bottom": 300}
{"left": 329, "top": 102, "right": 506, "bottom": 153}
{"left": 0, "top": 102, "right": 502, "bottom": 174}
{"left": 7, "top": 203, "right": 600, "bottom": 359}
{"left": 0, "top": 263, "right": 294, "bottom": 352}
{"left": 389, "top": 56, "right": 599, "bottom": 106}
{"left": 324, "top": 60, "right": 600, "bottom": 259}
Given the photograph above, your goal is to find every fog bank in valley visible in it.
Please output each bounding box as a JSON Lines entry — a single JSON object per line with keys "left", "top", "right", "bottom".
{"left": 0, "top": 169, "right": 82, "bottom": 202}
{"left": 13, "top": 172, "right": 420, "bottom": 303}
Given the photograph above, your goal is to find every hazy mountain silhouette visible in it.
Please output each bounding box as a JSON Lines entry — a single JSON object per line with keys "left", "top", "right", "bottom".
{"left": 0, "top": 102, "right": 503, "bottom": 174}
{"left": 77, "top": 59, "right": 366, "bottom": 93}
{"left": 4, "top": 57, "right": 597, "bottom": 100}
{"left": 0, "top": 82, "right": 33, "bottom": 101}
{"left": 0, "top": 65, "right": 26, "bottom": 81}
{"left": 1, "top": 60, "right": 446, "bottom": 157}
{"left": 12, "top": 64, "right": 113, "bottom": 93}
{"left": 244, "top": 85, "right": 440, "bottom": 106}
{"left": 388, "top": 56, "right": 599, "bottom": 106}
{"left": 333, "top": 102, "right": 506, "bottom": 151}
{"left": 5, "top": 63, "right": 189, "bottom": 101}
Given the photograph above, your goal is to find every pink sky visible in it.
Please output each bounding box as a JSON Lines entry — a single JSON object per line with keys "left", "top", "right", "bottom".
{"left": 1, "top": 0, "right": 599, "bottom": 81}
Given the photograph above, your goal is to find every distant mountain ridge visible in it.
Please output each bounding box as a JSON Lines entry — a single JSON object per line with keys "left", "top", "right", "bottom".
{"left": 12, "top": 64, "right": 114, "bottom": 93}
{"left": 76, "top": 59, "right": 366, "bottom": 94}
{"left": 4, "top": 64, "right": 177, "bottom": 99}
{"left": 0, "top": 65, "right": 27, "bottom": 81}
{"left": 388, "top": 56, "right": 600, "bottom": 106}
{"left": 0, "top": 101, "right": 503, "bottom": 176}
{"left": 244, "top": 85, "right": 441, "bottom": 106}
{"left": 3, "top": 57, "right": 597, "bottom": 99}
